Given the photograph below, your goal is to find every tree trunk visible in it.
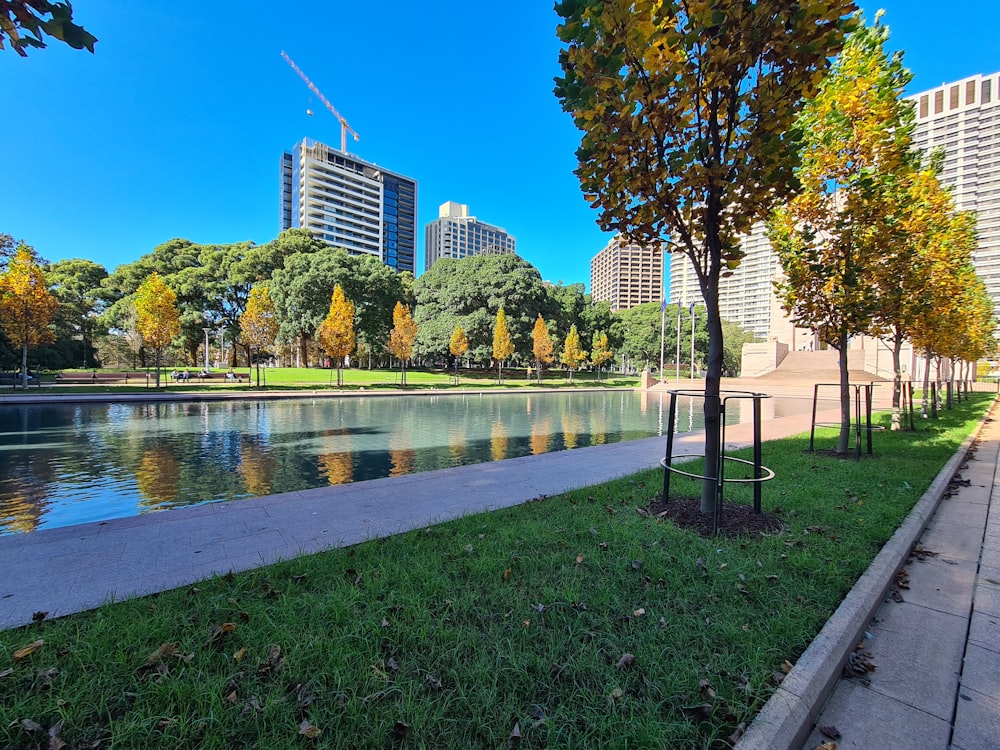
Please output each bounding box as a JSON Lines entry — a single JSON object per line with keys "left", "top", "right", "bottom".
{"left": 890, "top": 335, "right": 903, "bottom": 431}
{"left": 20, "top": 342, "right": 28, "bottom": 390}
{"left": 921, "top": 347, "right": 932, "bottom": 418}
{"left": 497, "top": 359, "right": 502, "bottom": 385}
{"left": 699, "top": 271, "right": 724, "bottom": 515}
{"left": 299, "top": 334, "right": 309, "bottom": 369}
{"left": 155, "top": 347, "right": 162, "bottom": 389}
{"left": 836, "top": 329, "right": 851, "bottom": 455}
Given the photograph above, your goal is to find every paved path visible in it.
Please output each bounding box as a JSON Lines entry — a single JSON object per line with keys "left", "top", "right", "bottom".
{"left": 797, "top": 404, "right": 1000, "bottom": 750}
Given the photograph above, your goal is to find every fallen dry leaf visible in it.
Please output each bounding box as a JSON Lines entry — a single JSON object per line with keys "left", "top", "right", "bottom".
{"left": 393, "top": 721, "right": 410, "bottom": 742}
{"left": 233, "top": 647, "right": 248, "bottom": 663}
{"left": 698, "top": 679, "right": 717, "bottom": 701}
{"left": 576, "top": 553, "right": 584, "bottom": 565}
{"left": 225, "top": 690, "right": 238, "bottom": 704}
{"left": 0, "top": 668, "right": 14, "bottom": 680}
{"left": 681, "top": 703, "right": 713, "bottom": 722}
{"left": 31, "top": 611, "right": 48, "bottom": 623}
{"left": 18, "top": 718, "right": 43, "bottom": 733}
{"left": 381, "top": 618, "right": 390, "bottom": 629}
{"left": 258, "top": 645, "right": 285, "bottom": 675}
{"left": 633, "top": 608, "right": 646, "bottom": 618}
{"left": 13, "top": 640, "right": 44, "bottom": 660}
{"left": 298, "top": 718, "right": 322, "bottom": 738}
{"left": 615, "top": 653, "right": 635, "bottom": 669}
{"left": 503, "top": 568, "right": 512, "bottom": 582}
{"left": 820, "top": 725, "right": 842, "bottom": 740}
{"left": 204, "top": 622, "right": 237, "bottom": 646}
{"left": 49, "top": 719, "right": 66, "bottom": 750}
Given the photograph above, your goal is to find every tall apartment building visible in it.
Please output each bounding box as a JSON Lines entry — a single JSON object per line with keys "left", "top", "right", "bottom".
{"left": 280, "top": 138, "right": 417, "bottom": 273}
{"left": 909, "top": 72, "right": 1000, "bottom": 320}
{"left": 423, "top": 201, "right": 516, "bottom": 271}
{"left": 590, "top": 236, "right": 664, "bottom": 311}
{"left": 668, "top": 223, "right": 777, "bottom": 340}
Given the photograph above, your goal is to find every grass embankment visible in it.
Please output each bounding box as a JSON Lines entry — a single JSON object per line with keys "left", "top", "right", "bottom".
{"left": 0, "top": 396, "right": 991, "bottom": 749}
{"left": 7, "top": 368, "right": 639, "bottom": 396}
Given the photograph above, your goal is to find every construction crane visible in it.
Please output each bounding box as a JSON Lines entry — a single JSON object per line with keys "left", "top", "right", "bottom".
{"left": 280, "top": 50, "right": 359, "bottom": 153}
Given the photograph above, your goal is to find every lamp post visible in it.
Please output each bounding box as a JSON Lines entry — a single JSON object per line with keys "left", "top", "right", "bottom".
{"left": 689, "top": 303, "right": 696, "bottom": 379}
{"left": 675, "top": 301, "right": 682, "bottom": 381}
{"left": 203, "top": 328, "right": 212, "bottom": 371}
{"left": 659, "top": 299, "right": 666, "bottom": 383}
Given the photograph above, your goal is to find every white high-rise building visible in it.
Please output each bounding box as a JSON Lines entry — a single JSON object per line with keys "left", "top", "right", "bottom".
{"left": 909, "top": 72, "right": 1000, "bottom": 321}
{"left": 590, "top": 235, "right": 664, "bottom": 311}
{"left": 280, "top": 138, "right": 417, "bottom": 273}
{"left": 423, "top": 201, "right": 516, "bottom": 271}
{"left": 668, "top": 223, "right": 777, "bottom": 340}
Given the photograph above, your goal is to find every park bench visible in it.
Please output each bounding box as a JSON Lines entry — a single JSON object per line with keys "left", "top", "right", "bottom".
{"left": 54, "top": 371, "right": 148, "bottom": 385}
{"left": 0, "top": 372, "right": 41, "bottom": 388}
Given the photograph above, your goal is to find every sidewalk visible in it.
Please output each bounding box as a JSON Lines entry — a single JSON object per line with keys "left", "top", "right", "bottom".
{"left": 796, "top": 404, "right": 1000, "bottom": 750}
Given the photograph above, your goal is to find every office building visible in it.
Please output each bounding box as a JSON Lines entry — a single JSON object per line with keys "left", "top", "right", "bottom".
{"left": 280, "top": 138, "right": 417, "bottom": 273}
{"left": 909, "top": 72, "right": 1000, "bottom": 320}
{"left": 590, "top": 236, "right": 664, "bottom": 311}
{"left": 423, "top": 201, "right": 516, "bottom": 271}
{"left": 668, "top": 222, "right": 778, "bottom": 340}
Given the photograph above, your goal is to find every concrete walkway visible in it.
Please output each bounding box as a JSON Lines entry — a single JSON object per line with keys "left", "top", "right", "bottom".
{"left": 795, "top": 404, "right": 1000, "bottom": 750}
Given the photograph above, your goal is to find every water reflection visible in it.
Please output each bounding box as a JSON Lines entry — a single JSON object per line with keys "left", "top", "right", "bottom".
{"left": 0, "top": 392, "right": 809, "bottom": 534}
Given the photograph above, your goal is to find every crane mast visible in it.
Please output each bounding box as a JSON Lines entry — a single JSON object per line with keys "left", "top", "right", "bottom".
{"left": 280, "top": 50, "right": 359, "bottom": 153}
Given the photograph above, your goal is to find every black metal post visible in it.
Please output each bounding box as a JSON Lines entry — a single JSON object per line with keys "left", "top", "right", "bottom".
{"left": 809, "top": 383, "right": 820, "bottom": 452}
{"left": 753, "top": 393, "right": 763, "bottom": 513}
{"left": 865, "top": 384, "right": 874, "bottom": 455}
{"left": 662, "top": 392, "right": 678, "bottom": 502}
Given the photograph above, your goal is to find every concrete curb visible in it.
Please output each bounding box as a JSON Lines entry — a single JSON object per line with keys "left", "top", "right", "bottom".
{"left": 735, "top": 398, "right": 997, "bottom": 750}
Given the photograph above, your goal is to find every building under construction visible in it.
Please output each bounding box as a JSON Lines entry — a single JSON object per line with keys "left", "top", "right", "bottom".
{"left": 279, "top": 138, "right": 417, "bottom": 274}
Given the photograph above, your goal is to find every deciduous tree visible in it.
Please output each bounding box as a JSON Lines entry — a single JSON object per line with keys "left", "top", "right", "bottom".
{"left": 493, "top": 308, "right": 514, "bottom": 384}
{"left": 1, "top": 0, "right": 97, "bottom": 56}
{"left": 240, "top": 284, "right": 280, "bottom": 387}
{"left": 560, "top": 324, "right": 587, "bottom": 383}
{"left": 555, "top": 0, "right": 856, "bottom": 511}
{"left": 449, "top": 325, "right": 468, "bottom": 383}
{"left": 315, "top": 285, "right": 356, "bottom": 387}
{"left": 531, "top": 314, "right": 554, "bottom": 383}
{"left": 0, "top": 245, "right": 57, "bottom": 385}
{"left": 591, "top": 331, "right": 612, "bottom": 381}
{"left": 770, "top": 14, "right": 915, "bottom": 452}
{"left": 388, "top": 301, "right": 417, "bottom": 386}
{"left": 134, "top": 272, "right": 180, "bottom": 388}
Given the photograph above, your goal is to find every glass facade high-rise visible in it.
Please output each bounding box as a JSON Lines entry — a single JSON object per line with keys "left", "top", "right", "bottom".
{"left": 423, "top": 201, "right": 516, "bottom": 271}
{"left": 279, "top": 139, "right": 417, "bottom": 273}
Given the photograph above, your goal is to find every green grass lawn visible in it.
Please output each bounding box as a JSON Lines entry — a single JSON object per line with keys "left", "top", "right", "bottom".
{"left": 0, "top": 396, "right": 990, "bottom": 749}
{"left": 3, "top": 367, "right": 638, "bottom": 396}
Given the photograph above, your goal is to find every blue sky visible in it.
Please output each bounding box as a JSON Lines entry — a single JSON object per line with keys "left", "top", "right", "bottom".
{"left": 3, "top": 1, "right": 999, "bottom": 290}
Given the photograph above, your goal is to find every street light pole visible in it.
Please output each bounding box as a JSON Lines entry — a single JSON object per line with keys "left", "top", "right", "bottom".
{"left": 659, "top": 299, "right": 666, "bottom": 383}
{"left": 690, "top": 303, "right": 696, "bottom": 379}
{"left": 675, "top": 301, "right": 682, "bottom": 381}
{"left": 203, "top": 328, "right": 211, "bottom": 371}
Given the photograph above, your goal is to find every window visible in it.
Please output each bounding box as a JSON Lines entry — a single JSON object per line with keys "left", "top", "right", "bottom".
{"left": 984, "top": 79, "right": 993, "bottom": 104}
{"left": 967, "top": 80, "right": 977, "bottom": 105}
{"left": 935, "top": 90, "right": 944, "bottom": 114}
{"left": 919, "top": 95, "right": 929, "bottom": 118}
{"left": 950, "top": 85, "right": 960, "bottom": 109}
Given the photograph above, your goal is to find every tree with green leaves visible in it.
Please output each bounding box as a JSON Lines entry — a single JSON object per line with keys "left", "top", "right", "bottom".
{"left": 0, "top": 245, "right": 57, "bottom": 385}
{"left": 134, "top": 272, "right": 180, "bottom": 388}
{"left": 449, "top": 325, "right": 468, "bottom": 383}
{"left": 493, "top": 308, "right": 514, "bottom": 384}
{"left": 316, "top": 285, "right": 356, "bottom": 387}
{"left": 414, "top": 254, "right": 547, "bottom": 365}
{"left": 591, "top": 331, "right": 612, "bottom": 381}
{"left": 46, "top": 257, "right": 107, "bottom": 369}
{"left": 561, "top": 324, "right": 588, "bottom": 383}
{"left": 769, "top": 14, "right": 915, "bottom": 452}
{"left": 240, "top": 284, "right": 280, "bottom": 387}
{"left": 555, "top": 0, "right": 856, "bottom": 512}
{"left": 389, "top": 302, "right": 417, "bottom": 386}
{"left": 1, "top": 1, "right": 96, "bottom": 56}
{"left": 531, "top": 314, "right": 554, "bottom": 383}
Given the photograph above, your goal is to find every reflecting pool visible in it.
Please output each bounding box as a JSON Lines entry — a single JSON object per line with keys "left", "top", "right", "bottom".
{"left": 0, "top": 391, "right": 810, "bottom": 534}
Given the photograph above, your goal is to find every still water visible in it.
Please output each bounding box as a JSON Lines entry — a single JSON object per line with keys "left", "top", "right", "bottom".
{"left": 0, "top": 391, "right": 808, "bottom": 535}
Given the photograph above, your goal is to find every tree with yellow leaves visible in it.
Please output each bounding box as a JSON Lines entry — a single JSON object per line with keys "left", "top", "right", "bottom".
{"left": 449, "top": 325, "right": 468, "bottom": 384}
{"left": 0, "top": 245, "right": 57, "bottom": 387}
{"left": 240, "top": 283, "right": 280, "bottom": 387}
{"left": 591, "top": 331, "right": 612, "bottom": 382}
{"left": 492, "top": 308, "right": 514, "bottom": 385}
{"left": 555, "top": 0, "right": 856, "bottom": 511}
{"left": 389, "top": 301, "right": 417, "bottom": 386}
{"left": 770, "top": 14, "right": 915, "bottom": 453}
{"left": 531, "top": 314, "right": 553, "bottom": 384}
{"left": 135, "top": 272, "right": 181, "bottom": 388}
{"left": 316, "top": 285, "right": 356, "bottom": 388}
{"left": 561, "top": 324, "right": 588, "bottom": 383}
